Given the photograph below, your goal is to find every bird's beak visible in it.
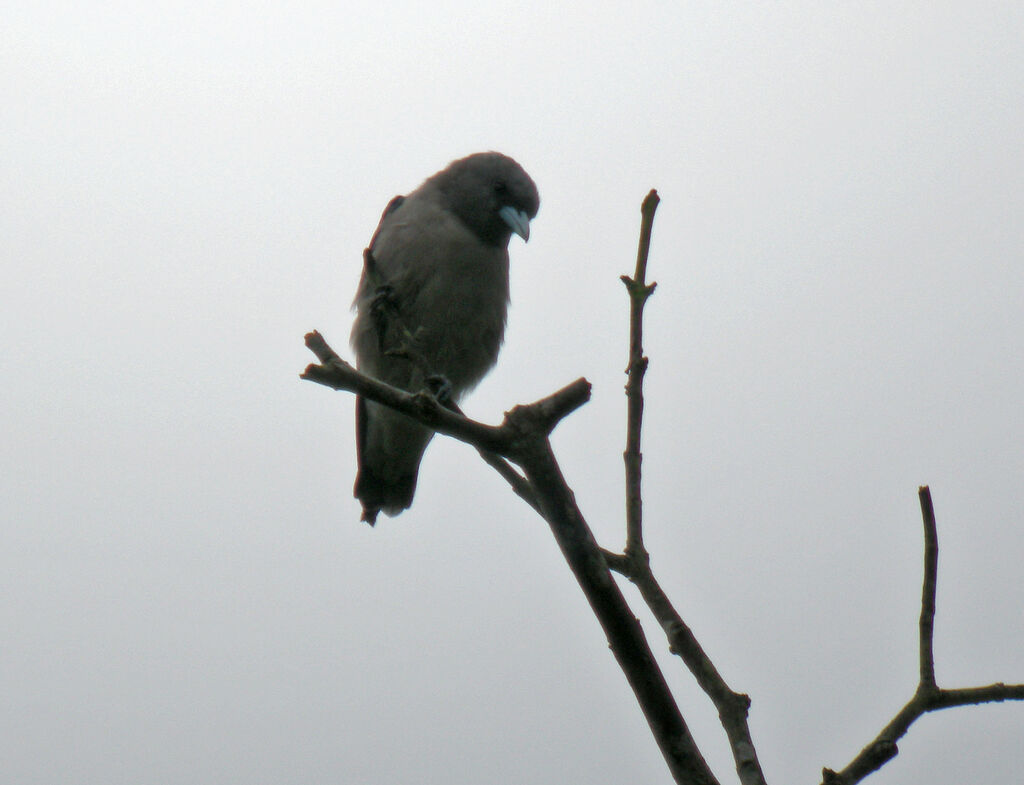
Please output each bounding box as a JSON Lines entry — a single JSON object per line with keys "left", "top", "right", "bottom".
{"left": 499, "top": 205, "right": 531, "bottom": 242}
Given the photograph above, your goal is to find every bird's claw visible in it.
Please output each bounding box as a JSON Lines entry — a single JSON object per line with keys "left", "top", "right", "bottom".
{"left": 370, "top": 285, "right": 399, "bottom": 352}
{"left": 370, "top": 284, "right": 396, "bottom": 316}
{"left": 425, "top": 375, "right": 453, "bottom": 404}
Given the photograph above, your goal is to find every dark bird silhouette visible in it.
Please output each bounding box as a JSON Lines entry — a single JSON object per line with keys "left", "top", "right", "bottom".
{"left": 350, "top": 152, "right": 539, "bottom": 523}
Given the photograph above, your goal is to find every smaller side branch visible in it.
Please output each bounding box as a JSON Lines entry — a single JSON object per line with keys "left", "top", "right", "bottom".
{"left": 441, "top": 397, "right": 544, "bottom": 517}
{"left": 918, "top": 486, "right": 938, "bottom": 688}
{"left": 822, "top": 486, "right": 1024, "bottom": 785}
{"left": 930, "top": 682, "right": 1024, "bottom": 708}
{"left": 631, "top": 566, "right": 767, "bottom": 785}
{"left": 503, "top": 378, "right": 593, "bottom": 439}
{"left": 622, "top": 189, "right": 660, "bottom": 558}
{"left": 301, "top": 331, "right": 589, "bottom": 462}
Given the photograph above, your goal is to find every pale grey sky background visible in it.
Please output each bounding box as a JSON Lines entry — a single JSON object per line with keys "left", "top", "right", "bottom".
{"left": 3, "top": 1, "right": 1023, "bottom": 783}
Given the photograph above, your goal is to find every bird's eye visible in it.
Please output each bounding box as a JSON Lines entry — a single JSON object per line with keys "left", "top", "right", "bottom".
{"left": 494, "top": 181, "right": 508, "bottom": 195}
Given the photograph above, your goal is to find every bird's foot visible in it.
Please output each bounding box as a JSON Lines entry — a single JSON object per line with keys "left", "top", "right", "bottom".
{"left": 370, "top": 285, "right": 400, "bottom": 353}
{"left": 370, "top": 284, "right": 397, "bottom": 318}
{"left": 425, "top": 375, "right": 453, "bottom": 405}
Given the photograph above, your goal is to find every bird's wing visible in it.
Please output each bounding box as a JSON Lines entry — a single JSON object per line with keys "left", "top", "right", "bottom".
{"left": 353, "top": 194, "right": 406, "bottom": 304}
{"left": 368, "top": 194, "right": 405, "bottom": 254}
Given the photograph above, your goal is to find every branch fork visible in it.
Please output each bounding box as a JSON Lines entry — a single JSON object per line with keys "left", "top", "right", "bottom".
{"left": 820, "top": 486, "right": 1024, "bottom": 785}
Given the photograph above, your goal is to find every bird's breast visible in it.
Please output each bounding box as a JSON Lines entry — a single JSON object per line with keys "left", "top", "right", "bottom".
{"left": 369, "top": 208, "right": 511, "bottom": 395}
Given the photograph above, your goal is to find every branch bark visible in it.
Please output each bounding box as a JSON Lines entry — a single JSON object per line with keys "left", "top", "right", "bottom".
{"left": 621, "top": 189, "right": 660, "bottom": 558}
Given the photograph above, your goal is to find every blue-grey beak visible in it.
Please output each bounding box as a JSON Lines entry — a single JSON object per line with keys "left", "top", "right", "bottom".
{"left": 498, "top": 205, "right": 531, "bottom": 242}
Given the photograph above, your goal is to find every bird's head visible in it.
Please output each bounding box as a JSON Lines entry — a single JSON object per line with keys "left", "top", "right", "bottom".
{"left": 433, "top": 152, "right": 540, "bottom": 247}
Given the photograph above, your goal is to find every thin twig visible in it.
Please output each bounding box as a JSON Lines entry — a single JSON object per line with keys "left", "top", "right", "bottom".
{"left": 621, "top": 189, "right": 660, "bottom": 558}
{"left": 821, "top": 486, "right": 1024, "bottom": 785}
{"left": 632, "top": 568, "right": 767, "bottom": 785}
{"left": 918, "top": 486, "right": 938, "bottom": 688}
{"left": 442, "top": 398, "right": 544, "bottom": 517}
{"left": 475, "top": 450, "right": 543, "bottom": 515}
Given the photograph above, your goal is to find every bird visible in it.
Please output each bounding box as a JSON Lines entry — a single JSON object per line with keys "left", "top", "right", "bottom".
{"left": 349, "top": 152, "right": 539, "bottom": 524}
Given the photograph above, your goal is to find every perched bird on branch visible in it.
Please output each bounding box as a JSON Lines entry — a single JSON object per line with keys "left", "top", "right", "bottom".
{"left": 350, "top": 152, "right": 539, "bottom": 524}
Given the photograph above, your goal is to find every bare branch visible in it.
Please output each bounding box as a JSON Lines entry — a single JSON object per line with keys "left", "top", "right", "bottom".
{"left": 622, "top": 189, "right": 660, "bottom": 557}
{"left": 504, "top": 378, "right": 593, "bottom": 439}
{"left": 821, "top": 487, "right": 1024, "bottom": 785}
{"left": 600, "top": 547, "right": 632, "bottom": 573}
{"left": 931, "top": 683, "right": 1024, "bottom": 708}
{"left": 918, "top": 486, "right": 938, "bottom": 688}
{"left": 442, "top": 397, "right": 544, "bottom": 517}
{"left": 301, "top": 331, "right": 588, "bottom": 460}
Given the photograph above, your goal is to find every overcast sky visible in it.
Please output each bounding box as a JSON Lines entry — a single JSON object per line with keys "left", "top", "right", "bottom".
{"left": 3, "top": 2, "right": 1023, "bottom": 783}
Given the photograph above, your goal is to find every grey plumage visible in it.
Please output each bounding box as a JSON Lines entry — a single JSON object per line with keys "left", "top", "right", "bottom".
{"left": 350, "top": 152, "right": 539, "bottom": 523}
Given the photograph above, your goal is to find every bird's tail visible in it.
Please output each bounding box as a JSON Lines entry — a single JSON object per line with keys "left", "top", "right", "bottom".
{"left": 354, "top": 464, "right": 418, "bottom": 525}
{"left": 354, "top": 396, "right": 431, "bottom": 524}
